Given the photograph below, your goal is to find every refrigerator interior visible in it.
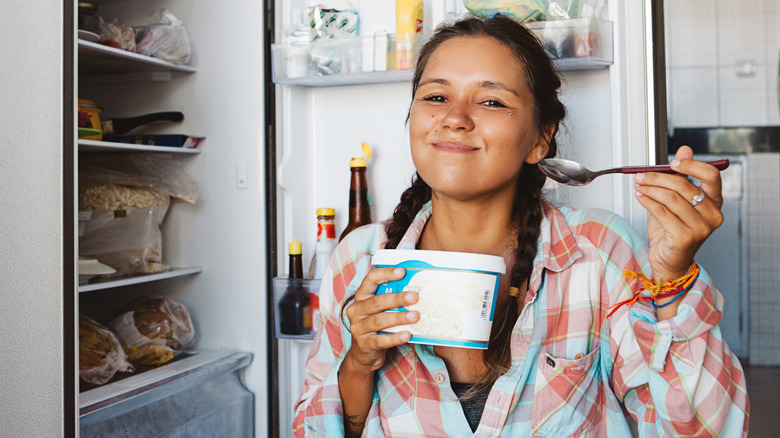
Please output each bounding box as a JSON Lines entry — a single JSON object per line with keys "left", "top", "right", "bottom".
{"left": 76, "top": 0, "right": 268, "bottom": 435}
{"left": 271, "top": 1, "right": 662, "bottom": 435}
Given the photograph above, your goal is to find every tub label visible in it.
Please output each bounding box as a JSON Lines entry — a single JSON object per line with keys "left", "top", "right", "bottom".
{"left": 375, "top": 262, "right": 500, "bottom": 349}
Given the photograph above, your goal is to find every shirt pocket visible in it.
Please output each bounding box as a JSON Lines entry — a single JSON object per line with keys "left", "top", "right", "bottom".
{"left": 530, "top": 348, "right": 603, "bottom": 437}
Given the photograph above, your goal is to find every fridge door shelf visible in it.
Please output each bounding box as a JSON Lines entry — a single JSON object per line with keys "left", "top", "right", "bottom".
{"left": 78, "top": 267, "right": 203, "bottom": 293}
{"left": 78, "top": 39, "right": 197, "bottom": 76}
{"left": 273, "top": 277, "right": 321, "bottom": 340}
{"left": 271, "top": 19, "right": 613, "bottom": 87}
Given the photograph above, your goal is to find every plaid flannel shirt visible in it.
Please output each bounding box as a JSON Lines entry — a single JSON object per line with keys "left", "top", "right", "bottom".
{"left": 293, "top": 201, "right": 749, "bottom": 437}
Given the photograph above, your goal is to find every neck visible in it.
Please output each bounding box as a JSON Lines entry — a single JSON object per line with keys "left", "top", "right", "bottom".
{"left": 419, "top": 191, "right": 517, "bottom": 257}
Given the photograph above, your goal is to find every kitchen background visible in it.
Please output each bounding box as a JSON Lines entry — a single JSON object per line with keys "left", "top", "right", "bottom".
{"left": 664, "top": 0, "right": 780, "bottom": 435}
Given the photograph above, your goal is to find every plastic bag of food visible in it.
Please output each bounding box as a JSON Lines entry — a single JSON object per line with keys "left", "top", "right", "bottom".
{"left": 99, "top": 16, "right": 136, "bottom": 52}
{"left": 78, "top": 153, "right": 197, "bottom": 277}
{"left": 464, "top": 0, "right": 549, "bottom": 22}
{"left": 135, "top": 9, "right": 191, "bottom": 65}
{"left": 308, "top": 5, "right": 359, "bottom": 41}
{"left": 79, "top": 314, "right": 134, "bottom": 385}
{"left": 108, "top": 297, "right": 196, "bottom": 366}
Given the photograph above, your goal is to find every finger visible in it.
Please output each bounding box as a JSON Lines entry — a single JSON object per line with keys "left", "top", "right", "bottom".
{"left": 634, "top": 174, "right": 723, "bottom": 229}
{"left": 669, "top": 146, "right": 724, "bottom": 206}
{"left": 349, "top": 289, "right": 419, "bottom": 322}
{"left": 352, "top": 308, "right": 420, "bottom": 338}
{"left": 363, "top": 330, "right": 414, "bottom": 350}
{"left": 354, "top": 267, "right": 406, "bottom": 302}
{"left": 635, "top": 184, "right": 719, "bottom": 237}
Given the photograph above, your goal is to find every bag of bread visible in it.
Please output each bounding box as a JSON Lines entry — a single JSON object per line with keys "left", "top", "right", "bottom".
{"left": 108, "top": 297, "right": 196, "bottom": 366}
{"left": 79, "top": 314, "right": 134, "bottom": 385}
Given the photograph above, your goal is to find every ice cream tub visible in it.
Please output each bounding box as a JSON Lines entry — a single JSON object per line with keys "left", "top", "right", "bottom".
{"left": 372, "top": 249, "right": 506, "bottom": 349}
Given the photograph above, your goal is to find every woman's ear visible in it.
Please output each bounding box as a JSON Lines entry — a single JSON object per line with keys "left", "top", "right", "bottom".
{"left": 525, "top": 124, "right": 555, "bottom": 164}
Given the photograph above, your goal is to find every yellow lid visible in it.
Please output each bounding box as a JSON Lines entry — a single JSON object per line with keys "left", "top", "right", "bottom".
{"left": 316, "top": 208, "right": 335, "bottom": 216}
{"left": 350, "top": 142, "right": 373, "bottom": 168}
{"left": 288, "top": 238, "right": 302, "bottom": 255}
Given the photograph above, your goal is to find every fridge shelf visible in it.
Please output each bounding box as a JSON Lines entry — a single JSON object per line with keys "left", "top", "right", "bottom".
{"left": 78, "top": 267, "right": 202, "bottom": 293}
{"left": 271, "top": 18, "right": 613, "bottom": 87}
{"left": 78, "top": 39, "right": 197, "bottom": 75}
{"left": 78, "top": 139, "right": 201, "bottom": 154}
{"left": 79, "top": 350, "right": 252, "bottom": 422}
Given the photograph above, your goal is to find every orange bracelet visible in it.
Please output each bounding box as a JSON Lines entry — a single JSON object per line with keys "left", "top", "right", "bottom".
{"left": 606, "top": 262, "right": 699, "bottom": 318}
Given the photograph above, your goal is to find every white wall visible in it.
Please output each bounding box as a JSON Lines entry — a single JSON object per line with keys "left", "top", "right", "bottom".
{"left": 0, "top": 0, "right": 69, "bottom": 436}
{"left": 665, "top": 0, "right": 780, "bottom": 129}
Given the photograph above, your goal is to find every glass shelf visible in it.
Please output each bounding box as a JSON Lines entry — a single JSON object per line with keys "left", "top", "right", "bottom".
{"left": 78, "top": 267, "right": 202, "bottom": 293}
{"left": 78, "top": 40, "right": 196, "bottom": 76}
{"left": 271, "top": 18, "right": 613, "bottom": 88}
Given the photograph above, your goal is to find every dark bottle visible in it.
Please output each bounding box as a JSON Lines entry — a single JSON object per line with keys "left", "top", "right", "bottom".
{"left": 340, "top": 143, "right": 373, "bottom": 242}
{"left": 279, "top": 238, "right": 312, "bottom": 335}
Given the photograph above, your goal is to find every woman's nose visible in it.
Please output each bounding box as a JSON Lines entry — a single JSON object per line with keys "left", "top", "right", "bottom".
{"left": 441, "top": 102, "right": 474, "bottom": 131}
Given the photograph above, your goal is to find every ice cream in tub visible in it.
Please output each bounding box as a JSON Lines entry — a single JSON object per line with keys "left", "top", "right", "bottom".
{"left": 372, "top": 249, "right": 506, "bottom": 349}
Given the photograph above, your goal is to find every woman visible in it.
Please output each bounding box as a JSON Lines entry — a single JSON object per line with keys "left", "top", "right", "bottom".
{"left": 293, "top": 15, "right": 749, "bottom": 437}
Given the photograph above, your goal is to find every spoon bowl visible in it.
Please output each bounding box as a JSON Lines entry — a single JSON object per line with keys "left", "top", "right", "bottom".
{"left": 537, "top": 158, "right": 730, "bottom": 186}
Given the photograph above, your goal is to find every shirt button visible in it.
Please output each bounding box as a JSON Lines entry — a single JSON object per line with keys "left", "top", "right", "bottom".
{"left": 575, "top": 353, "right": 584, "bottom": 359}
{"left": 434, "top": 373, "right": 446, "bottom": 384}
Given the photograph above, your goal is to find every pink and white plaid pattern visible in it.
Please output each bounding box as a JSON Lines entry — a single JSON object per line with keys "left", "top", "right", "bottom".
{"left": 293, "top": 202, "right": 749, "bottom": 437}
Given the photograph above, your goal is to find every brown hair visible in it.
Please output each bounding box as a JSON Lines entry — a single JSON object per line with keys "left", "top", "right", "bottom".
{"left": 385, "top": 15, "right": 566, "bottom": 397}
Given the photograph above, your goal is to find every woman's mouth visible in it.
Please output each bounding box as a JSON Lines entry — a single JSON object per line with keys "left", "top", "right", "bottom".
{"left": 432, "top": 142, "right": 479, "bottom": 153}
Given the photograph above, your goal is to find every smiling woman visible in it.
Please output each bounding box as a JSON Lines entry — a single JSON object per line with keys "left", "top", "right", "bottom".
{"left": 293, "top": 14, "right": 749, "bottom": 438}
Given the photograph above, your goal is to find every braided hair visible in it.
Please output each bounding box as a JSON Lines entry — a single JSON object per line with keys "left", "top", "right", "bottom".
{"left": 385, "top": 15, "right": 566, "bottom": 396}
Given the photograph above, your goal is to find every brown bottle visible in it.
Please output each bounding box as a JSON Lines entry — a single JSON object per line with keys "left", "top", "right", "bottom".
{"left": 279, "top": 239, "right": 312, "bottom": 335}
{"left": 340, "top": 157, "right": 372, "bottom": 241}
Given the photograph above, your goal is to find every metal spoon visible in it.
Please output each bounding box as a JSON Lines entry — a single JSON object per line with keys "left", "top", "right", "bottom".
{"left": 538, "top": 158, "right": 730, "bottom": 186}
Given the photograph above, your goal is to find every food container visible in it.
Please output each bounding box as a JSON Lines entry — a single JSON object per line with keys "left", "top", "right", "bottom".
{"left": 78, "top": 99, "right": 103, "bottom": 140}
{"left": 372, "top": 249, "right": 506, "bottom": 349}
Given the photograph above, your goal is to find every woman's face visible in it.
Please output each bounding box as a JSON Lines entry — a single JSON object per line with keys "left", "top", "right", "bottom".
{"left": 409, "top": 35, "right": 550, "bottom": 202}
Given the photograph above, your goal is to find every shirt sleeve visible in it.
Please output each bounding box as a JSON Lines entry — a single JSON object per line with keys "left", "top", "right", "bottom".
{"left": 599, "top": 213, "right": 749, "bottom": 438}
{"left": 292, "top": 232, "right": 375, "bottom": 437}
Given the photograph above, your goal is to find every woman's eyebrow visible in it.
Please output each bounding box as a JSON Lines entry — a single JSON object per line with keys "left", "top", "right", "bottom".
{"left": 418, "top": 78, "right": 449, "bottom": 87}
{"left": 479, "top": 80, "right": 519, "bottom": 96}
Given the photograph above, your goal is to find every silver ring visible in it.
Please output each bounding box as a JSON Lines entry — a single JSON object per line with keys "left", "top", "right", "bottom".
{"left": 690, "top": 187, "right": 706, "bottom": 207}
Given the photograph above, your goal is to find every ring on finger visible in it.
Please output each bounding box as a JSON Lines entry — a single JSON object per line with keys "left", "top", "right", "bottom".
{"left": 690, "top": 186, "right": 706, "bottom": 207}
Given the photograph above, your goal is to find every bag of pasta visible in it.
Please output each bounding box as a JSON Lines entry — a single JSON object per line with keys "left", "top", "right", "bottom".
{"left": 79, "top": 314, "right": 134, "bottom": 385}
{"left": 464, "top": 0, "right": 549, "bottom": 22}
{"left": 108, "top": 297, "right": 196, "bottom": 366}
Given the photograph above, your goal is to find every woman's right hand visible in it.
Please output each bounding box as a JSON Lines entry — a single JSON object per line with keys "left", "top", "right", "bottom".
{"left": 343, "top": 267, "right": 420, "bottom": 373}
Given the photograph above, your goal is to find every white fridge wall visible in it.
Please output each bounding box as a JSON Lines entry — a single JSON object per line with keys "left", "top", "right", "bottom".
{"left": 79, "top": 0, "right": 269, "bottom": 436}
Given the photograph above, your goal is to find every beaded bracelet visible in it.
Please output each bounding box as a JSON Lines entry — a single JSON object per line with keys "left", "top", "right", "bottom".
{"left": 606, "top": 262, "right": 700, "bottom": 318}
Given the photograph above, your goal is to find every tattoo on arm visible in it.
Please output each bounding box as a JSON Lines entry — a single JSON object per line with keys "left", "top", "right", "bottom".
{"left": 345, "top": 414, "right": 365, "bottom": 437}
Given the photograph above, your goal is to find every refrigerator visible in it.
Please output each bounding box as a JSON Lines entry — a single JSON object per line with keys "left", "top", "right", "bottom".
{"left": 0, "top": 0, "right": 666, "bottom": 436}
{"left": 268, "top": 1, "right": 666, "bottom": 437}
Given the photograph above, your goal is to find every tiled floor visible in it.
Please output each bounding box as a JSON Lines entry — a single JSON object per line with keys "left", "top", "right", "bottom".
{"left": 745, "top": 364, "right": 780, "bottom": 437}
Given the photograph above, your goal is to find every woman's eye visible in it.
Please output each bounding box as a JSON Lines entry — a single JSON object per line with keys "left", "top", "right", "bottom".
{"left": 482, "top": 99, "right": 507, "bottom": 108}
{"left": 423, "top": 95, "right": 447, "bottom": 103}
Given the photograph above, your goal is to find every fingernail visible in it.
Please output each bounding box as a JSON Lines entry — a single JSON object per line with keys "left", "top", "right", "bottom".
{"left": 405, "top": 292, "right": 417, "bottom": 303}
{"left": 635, "top": 190, "right": 642, "bottom": 197}
{"left": 394, "top": 268, "right": 405, "bottom": 276}
{"left": 400, "top": 332, "right": 411, "bottom": 341}
{"left": 635, "top": 173, "right": 645, "bottom": 181}
{"left": 406, "top": 311, "right": 417, "bottom": 321}
{"left": 671, "top": 159, "right": 680, "bottom": 168}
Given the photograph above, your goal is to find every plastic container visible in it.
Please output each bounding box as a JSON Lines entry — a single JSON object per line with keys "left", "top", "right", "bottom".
{"left": 524, "top": 18, "right": 613, "bottom": 70}
{"left": 372, "top": 249, "right": 506, "bottom": 349}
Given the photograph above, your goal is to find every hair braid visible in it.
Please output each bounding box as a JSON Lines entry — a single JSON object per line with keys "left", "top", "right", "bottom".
{"left": 384, "top": 174, "right": 432, "bottom": 250}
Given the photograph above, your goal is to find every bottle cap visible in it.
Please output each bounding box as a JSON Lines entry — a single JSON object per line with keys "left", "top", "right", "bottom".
{"left": 288, "top": 238, "right": 302, "bottom": 255}
{"left": 349, "top": 142, "right": 373, "bottom": 168}
{"left": 316, "top": 208, "right": 335, "bottom": 217}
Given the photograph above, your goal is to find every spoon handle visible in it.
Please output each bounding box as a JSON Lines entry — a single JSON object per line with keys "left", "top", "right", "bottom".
{"left": 618, "top": 158, "right": 730, "bottom": 174}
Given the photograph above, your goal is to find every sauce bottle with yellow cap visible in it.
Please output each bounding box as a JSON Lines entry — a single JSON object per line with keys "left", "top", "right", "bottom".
{"left": 279, "top": 238, "right": 311, "bottom": 335}
{"left": 340, "top": 143, "right": 373, "bottom": 242}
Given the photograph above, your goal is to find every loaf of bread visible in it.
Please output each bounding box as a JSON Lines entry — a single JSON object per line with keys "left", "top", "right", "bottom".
{"left": 108, "top": 297, "right": 195, "bottom": 366}
{"left": 79, "top": 314, "right": 134, "bottom": 385}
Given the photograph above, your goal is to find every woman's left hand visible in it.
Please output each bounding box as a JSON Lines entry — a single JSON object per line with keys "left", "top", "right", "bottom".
{"left": 634, "top": 145, "right": 724, "bottom": 283}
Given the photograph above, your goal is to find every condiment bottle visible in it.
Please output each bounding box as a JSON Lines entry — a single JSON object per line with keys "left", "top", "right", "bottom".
{"left": 340, "top": 143, "right": 373, "bottom": 242}
{"left": 279, "top": 238, "right": 312, "bottom": 335}
{"left": 308, "top": 208, "right": 336, "bottom": 280}
{"left": 395, "top": 0, "right": 424, "bottom": 70}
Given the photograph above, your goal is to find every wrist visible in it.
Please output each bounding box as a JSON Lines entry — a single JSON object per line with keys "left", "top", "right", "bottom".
{"left": 341, "top": 352, "right": 377, "bottom": 380}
